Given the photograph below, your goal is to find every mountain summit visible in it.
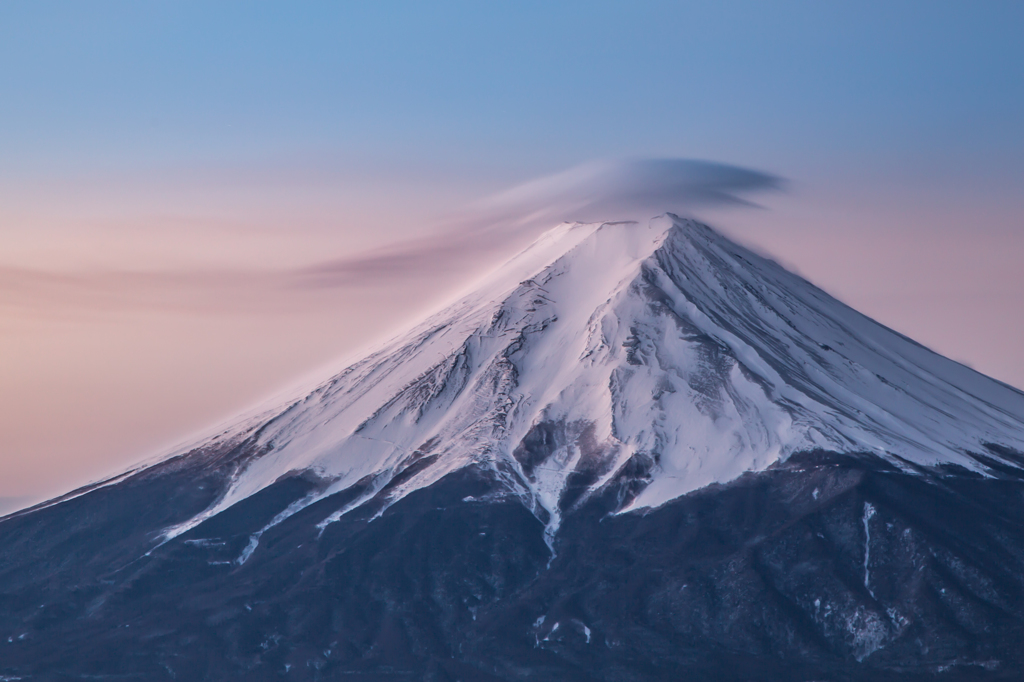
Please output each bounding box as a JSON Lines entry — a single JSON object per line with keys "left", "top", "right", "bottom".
{"left": 4, "top": 216, "right": 1024, "bottom": 681}
{"left": 163, "top": 215, "right": 1024, "bottom": 548}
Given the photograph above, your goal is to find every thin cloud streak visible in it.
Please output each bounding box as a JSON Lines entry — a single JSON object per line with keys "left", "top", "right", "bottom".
{"left": 472, "top": 159, "right": 782, "bottom": 220}
{"left": 297, "top": 159, "right": 782, "bottom": 287}
{"left": 1, "top": 159, "right": 782, "bottom": 312}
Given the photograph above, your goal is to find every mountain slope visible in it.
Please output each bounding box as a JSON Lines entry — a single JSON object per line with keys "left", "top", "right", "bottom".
{"left": 157, "top": 215, "right": 1024, "bottom": 550}
{"left": 2, "top": 215, "right": 1024, "bottom": 681}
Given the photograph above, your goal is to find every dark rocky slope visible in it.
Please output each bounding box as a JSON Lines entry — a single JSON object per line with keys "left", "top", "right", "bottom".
{"left": 2, "top": 446, "right": 1024, "bottom": 681}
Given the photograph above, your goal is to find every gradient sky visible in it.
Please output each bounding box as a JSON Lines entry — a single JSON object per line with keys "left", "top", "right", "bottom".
{"left": 1, "top": 1, "right": 1023, "bottom": 505}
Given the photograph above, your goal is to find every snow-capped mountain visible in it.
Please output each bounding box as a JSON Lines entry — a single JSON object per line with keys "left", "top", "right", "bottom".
{"left": 3, "top": 215, "right": 1024, "bottom": 681}
{"left": 153, "top": 215, "right": 1024, "bottom": 551}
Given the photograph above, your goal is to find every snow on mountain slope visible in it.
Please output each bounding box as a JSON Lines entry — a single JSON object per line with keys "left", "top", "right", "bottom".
{"left": 161, "top": 215, "right": 1024, "bottom": 551}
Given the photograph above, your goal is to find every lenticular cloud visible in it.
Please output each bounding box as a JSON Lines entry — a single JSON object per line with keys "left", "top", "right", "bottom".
{"left": 470, "top": 158, "right": 782, "bottom": 225}
{"left": 299, "top": 158, "right": 782, "bottom": 286}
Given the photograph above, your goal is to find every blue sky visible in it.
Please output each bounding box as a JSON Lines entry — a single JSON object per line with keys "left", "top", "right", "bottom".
{"left": 3, "top": 1, "right": 1022, "bottom": 179}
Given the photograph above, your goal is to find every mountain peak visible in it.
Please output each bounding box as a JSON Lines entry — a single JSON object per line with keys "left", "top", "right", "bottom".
{"left": 153, "top": 215, "right": 1024, "bottom": 550}
{"left": 9, "top": 215, "right": 1024, "bottom": 681}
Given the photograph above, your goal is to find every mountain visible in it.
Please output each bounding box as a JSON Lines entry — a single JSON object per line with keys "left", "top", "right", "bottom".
{"left": 2, "top": 215, "right": 1024, "bottom": 681}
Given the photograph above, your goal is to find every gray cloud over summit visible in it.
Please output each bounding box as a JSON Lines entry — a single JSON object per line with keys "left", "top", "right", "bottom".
{"left": 2, "top": 159, "right": 782, "bottom": 309}
{"left": 472, "top": 158, "right": 782, "bottom": 224}
{"left": 300, "top": 159, "right": 782, "bottom": 286}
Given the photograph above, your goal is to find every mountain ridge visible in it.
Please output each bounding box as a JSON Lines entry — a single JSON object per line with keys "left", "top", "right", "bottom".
{"left": 70, "top": 214, "right": 1019, "bottom": 559}
{"left": 3, "top": 214, "right": 1024, "bottom": 680}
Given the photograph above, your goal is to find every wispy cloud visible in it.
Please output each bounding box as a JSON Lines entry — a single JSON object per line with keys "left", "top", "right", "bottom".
{"left": 296, "top": 159, "right": 782, "bottom": 287}
{"left": 470, "top": 158, "right": 782, "bottom": 222}
{"left": 1, "top": 159, "right": 782, "bottom": 312}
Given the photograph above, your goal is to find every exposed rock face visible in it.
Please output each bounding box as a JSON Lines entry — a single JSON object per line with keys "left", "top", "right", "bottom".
{"left": 2, "top": 217, "right": 1023, "bottom": 680}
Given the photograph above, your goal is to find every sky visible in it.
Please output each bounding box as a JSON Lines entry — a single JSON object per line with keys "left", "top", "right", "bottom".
{"left": 1, "top": 1, "right": 1023, "bottom": 506}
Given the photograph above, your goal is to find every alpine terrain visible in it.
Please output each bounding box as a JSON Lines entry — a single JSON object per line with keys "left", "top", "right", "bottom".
{"left": 2, "top": 215, "right": 1024, "bottom": 681}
